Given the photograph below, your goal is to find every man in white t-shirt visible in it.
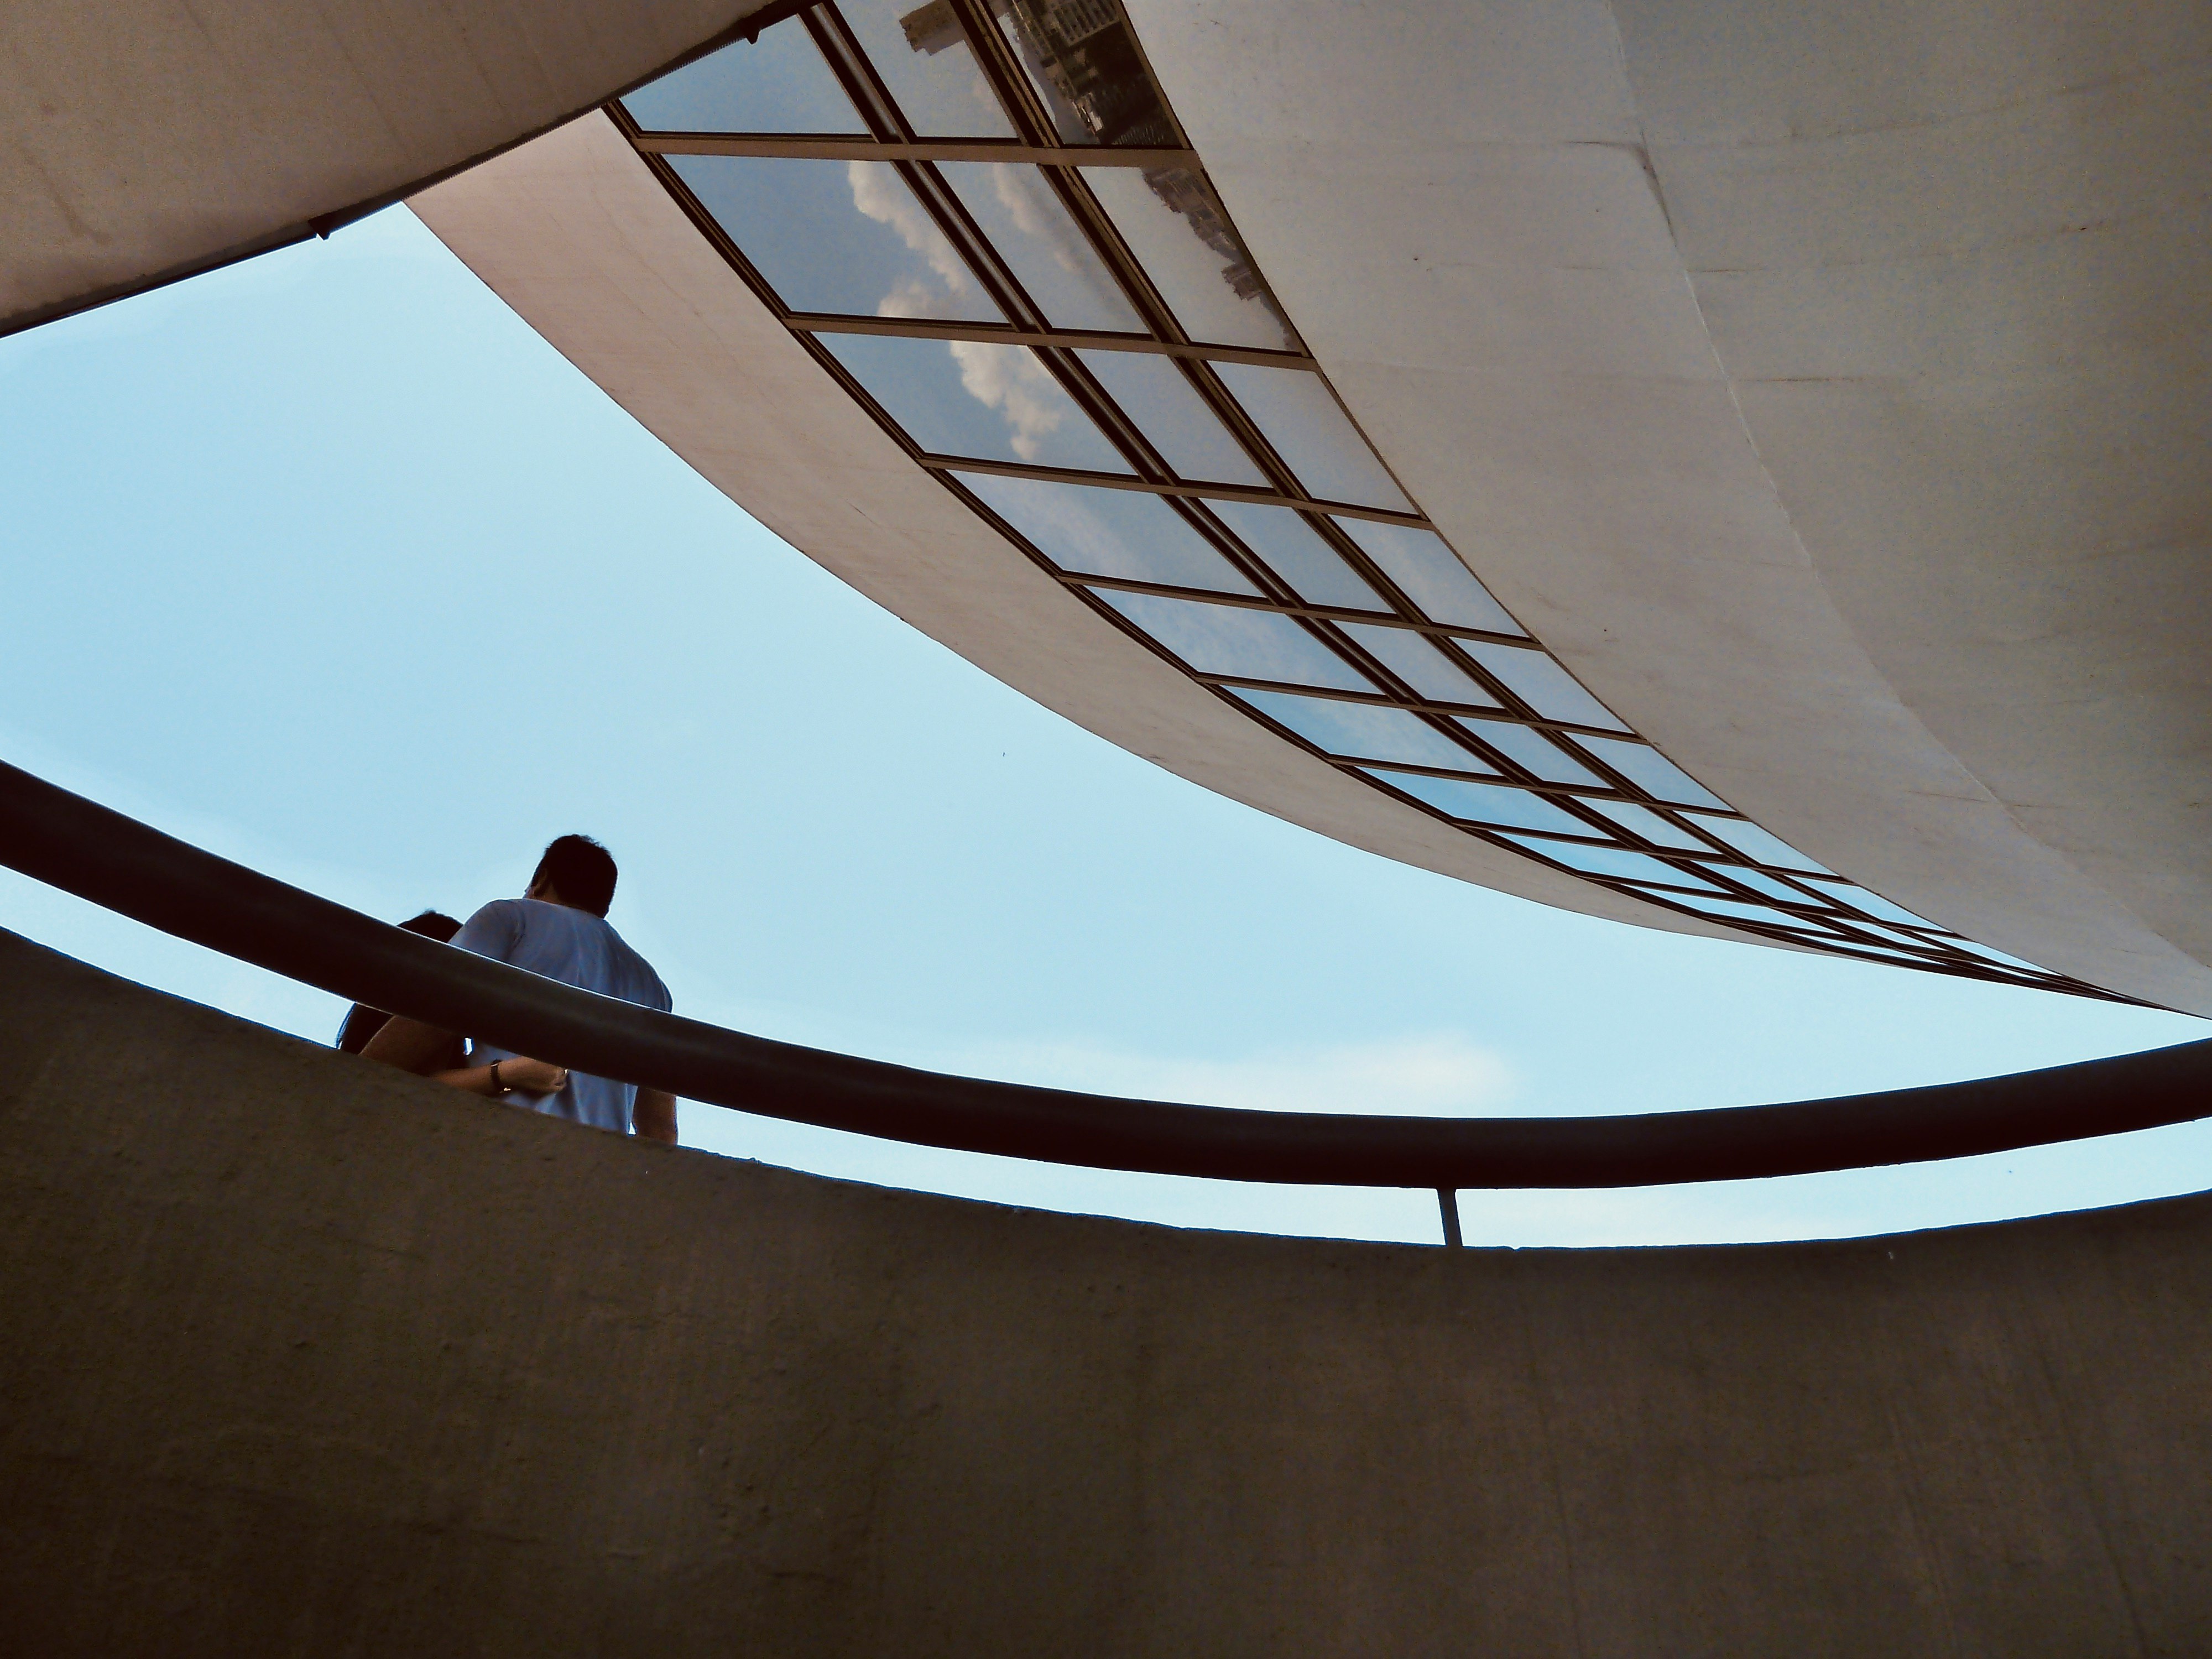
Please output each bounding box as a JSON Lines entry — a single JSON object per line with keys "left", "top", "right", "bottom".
{"left": 361, "top": 835, "right": 678, "bottom": 1142}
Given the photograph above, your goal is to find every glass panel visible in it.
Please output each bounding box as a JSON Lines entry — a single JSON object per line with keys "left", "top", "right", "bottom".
{"left": 1709, "top": 866, "right": 1823, "bottom": 906}
{"left": 992, "top": 0, "right": 1173, "bottom": 146}
{"left": 1094, "top": 591, "right": 1373, "bottom": 691}
{"left": 1331, "top": 519, "right": 1522, "bottom": 635}
{"left": 672, "top": 156, "right": 1003, "bottom": 322}
{"left": 1073, "top": 351, "right": 1266, "bottom": 486}
{"left": 1212, "top": 363, "right": 1411, "bottom": 512}
{"left": 1823, "top": 938, "right": 1948, "bottom": 966}
{"left": 1571, "top": 735, "right": 1729, "bottom": 808}
{"left": 1084, "top": 168, "right": 1297, "bottom": 351}
{"left": 935, "top": 165, "right": 1142, "bottom": 332}
{"left": 1803, "top": 880, "right": 1937, "bottom": 928}
{"left": 1457, "top": 721, "right": 1606, "bottom": 786}
{"left": 1338, "top": 623, "right": 1500, "bottom": 707}
{"left": 842, "top": 0, "right": 1017, "bottom": 137}
{"left": 1232, "top": 690, "right": 1493, "bottom": 771}
{"left": 1582, "top": 800, "right": 1713, "bottom": 852}
{"left": 1939, "top": 936, "right": 2050, "bottom": 973}
{"left": 1623, "top": 889, "right": 1835, "bottom": 931}
{"left": 1684, "top": 813, "right": 1832, "bottom": 874}
{"left": 822, "top": 333, "right": 1130, "bottom": 471}
{"left": 1206, "top": 503, "right": 1383, "bottom": 611}
{"left": 1459, "top": 643, "right": 1630, "bottom": 732}
{"left": 1365, "top": 773, "right": 1596, "bottom": 836}
{"left": 1830, "top": 920, "right": 1955, "bottom": 954}
{"left": 623, "top": 19, "right": 865, "bottom": 133}
{"left": 955, "top": 472, "right": 1254, "bottom": 593}
{"left": 1499, "top": 837, "right": 1726, "bottom": 891}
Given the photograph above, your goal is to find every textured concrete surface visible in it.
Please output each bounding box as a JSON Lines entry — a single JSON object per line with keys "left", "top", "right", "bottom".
{"left": 3, "top": 922, "right": 2210, "bottom": 1656}
{"left": 2, "top": 0, "right": 773, "bottom": 330}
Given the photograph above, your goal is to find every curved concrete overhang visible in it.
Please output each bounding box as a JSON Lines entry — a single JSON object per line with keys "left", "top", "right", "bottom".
{"left": 1, "top": 0, "right": 775, "bottom": 333}
{"left": 411, "top": 113, "right": 1752, "bottom": 947}
{"left": 1123, "top": 0, "right": 2212, "bottom": 1010}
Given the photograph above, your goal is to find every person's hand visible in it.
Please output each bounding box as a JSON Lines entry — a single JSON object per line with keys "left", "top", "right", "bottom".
{"left": 500, "top": 1057, "right": 569, "bottom": 1094}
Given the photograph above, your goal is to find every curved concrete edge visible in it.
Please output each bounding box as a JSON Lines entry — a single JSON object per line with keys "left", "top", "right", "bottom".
{"left": 1, "top": 0, "right": 776, "bottom": 332}
{"left": 1122, "top": 0, "right": 2212, "bottom": 1015}
{"left": 7, "top": 929, "right": 2212, "bottom": 1654}
{"left": 408, "top": 113, "right": 1755, "bottom": 945}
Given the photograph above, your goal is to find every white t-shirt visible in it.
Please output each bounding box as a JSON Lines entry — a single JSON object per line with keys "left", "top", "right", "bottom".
{"left": 448, "top": 897, "right": 671, "bottom": 1134}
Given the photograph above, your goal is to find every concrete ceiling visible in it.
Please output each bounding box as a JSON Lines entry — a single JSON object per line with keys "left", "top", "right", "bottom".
{"left": 1, "top": 0, "right": 775, "bottom": 334}
{"left": 1121, "top": 0, "right": 2212, "bottom": 1011}
{"left": 409, "top": 114, "right": 1750, "bottom": 948}
{"left": 18, "top": 0, "right": 2203, "bottom": 1010}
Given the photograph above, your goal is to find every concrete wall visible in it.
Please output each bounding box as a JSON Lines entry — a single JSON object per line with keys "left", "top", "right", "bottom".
{"left": 3, "top": 922, "right": 2209, "bottom": 1657}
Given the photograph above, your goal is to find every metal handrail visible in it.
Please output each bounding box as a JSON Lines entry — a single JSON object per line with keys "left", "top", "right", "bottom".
{"left": 3, "top": 759, "right": 2205, "bottom": 1188}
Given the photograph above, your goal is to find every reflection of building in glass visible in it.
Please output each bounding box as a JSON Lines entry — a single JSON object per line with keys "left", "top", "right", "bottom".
{"left": 1137, "top": 165, "right": 1294, "bottom": 342}
{"left": 1001, "top": 0, "right": 1177, "bottom": 148}
{"left": 894, "top": 0, "right": 1288, "bottom": 338}
{"left": 1142, "top": 168, "right": 1258, "bottom": 302}
{"left": 899, "top": 0, "right": 962, "bottom": 56}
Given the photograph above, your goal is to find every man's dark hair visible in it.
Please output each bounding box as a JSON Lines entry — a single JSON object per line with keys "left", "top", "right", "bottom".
{"left": 531, "top": 834, "right": 618, "bottom": 917}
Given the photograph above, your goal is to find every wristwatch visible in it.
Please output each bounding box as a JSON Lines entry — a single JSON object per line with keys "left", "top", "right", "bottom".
{"left": 489, "top": 1059, "right": 509, "bottom": 1095}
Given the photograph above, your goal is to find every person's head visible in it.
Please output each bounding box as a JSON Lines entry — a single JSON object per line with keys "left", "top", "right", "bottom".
{"left": 398, "top": 910, "right": 462, "bottom": 944}
{"left": 525, "top": 835, "right": 618, "bottom": 917}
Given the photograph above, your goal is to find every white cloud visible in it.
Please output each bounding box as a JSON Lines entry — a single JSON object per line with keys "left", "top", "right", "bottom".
{"left": 946, "top": 340, "right": 1065, "bottom": 461}
{"left": 846, "top": 161, "right": 970, "bottom": 310}
{"left": 989, "top": 163, "right": 1089, "bottom": 278}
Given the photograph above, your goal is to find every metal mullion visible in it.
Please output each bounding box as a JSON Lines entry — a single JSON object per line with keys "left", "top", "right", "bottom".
{"left": 946, "top": 0, "right": 1058, "bottom": 148}
{"left": 629, "top": 148, "right": 799, "bottom": 324}
{"left": 912, "top": 457, "right": 1429, "bottom": 526}
{"left": 1363, "top": 772, "right": 1624, "bottom": 844}
{"left": 634, "top": 134, "right": 1193, "bottom": 166}
{"left": 892, "top": 157, "right": 1046, "bottom": 327}
{"left": 1290, "top": 507, "right": 1465, "bottom": 647}
{"left": 1031, "top": 343, "right": 1179, "bottom": 482}
{"left": 1044, "top": 572, "right": 1393, "bottom": 744}
{"left": 1037, "top": 163, "right": 1188, "bottom": 344}
{"left": 785, "top": 314, "right": 1314, "bottom": 369}
{"left": 1048, "top": 164, "right": 1201, "bottom": 349}
{"left": 1322, "top": 757, "right": 1641, "bottom": 804}
{"left": 1480, "top": 839, "right": 1785, "bottom": 905}
{"left": 935, "top": 464, "right": 1284, "bottom": 629}
{"left": 807, "top": 5, "right": 905, "bottom": 139}
{"left": 1064, "top": 572, "right": 1533, "bottom": 647}
{"left": 1820, "top": 922, "right": 1984, "bottom": 967}
{"left": 1562, "top": 791, "right": 1752, "bottom": 869}
{"left": 1190, "top": 676, "right": 1645, "bottom": 741}
{"left": 1169, "top": 353, "right": 1318, "bottom": 507}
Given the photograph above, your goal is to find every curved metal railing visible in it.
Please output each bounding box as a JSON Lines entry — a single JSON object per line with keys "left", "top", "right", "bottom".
{"left": 3, "top": 758, "right": 2205, "bottom": 1189}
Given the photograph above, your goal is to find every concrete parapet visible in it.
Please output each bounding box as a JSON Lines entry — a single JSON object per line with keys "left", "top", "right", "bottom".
{"left": 1, "top": 925, "right": 2206, "bottom": 1655}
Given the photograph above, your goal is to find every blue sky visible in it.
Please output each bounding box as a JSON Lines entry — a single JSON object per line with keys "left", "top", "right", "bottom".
{"left": 3, "top": 205, "right": 2204, "bottom": 1247}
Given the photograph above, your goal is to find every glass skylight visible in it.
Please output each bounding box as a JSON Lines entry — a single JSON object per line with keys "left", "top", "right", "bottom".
{"left": 609, "top": 0, "right": 2095, "bottom": 997}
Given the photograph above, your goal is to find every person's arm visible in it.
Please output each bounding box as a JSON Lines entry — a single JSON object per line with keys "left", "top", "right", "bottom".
{"left": 432, "top": 1056, "right": 570, "bottom": 1098}
{"left": 359, "top": 1016, "right": 568, "bottom": 1097}
{"left": 633, "top": 1088, "right": 678, "bottom": 1145}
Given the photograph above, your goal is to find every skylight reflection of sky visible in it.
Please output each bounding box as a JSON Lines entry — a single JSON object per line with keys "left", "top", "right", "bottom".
{"left": 3, "top": 207, "right": 2206, "bottom": 1250}
{"left": 957, "top": 472, "right": 1256, "bottom": 593}
{"left": 823, "top": 333, "right": 1129, "bottom": 470}
{"left": 839, "top": 0, "right": 1015, "bottom": 138}
{"left": 620, "top": 17, "right": 864, "bottom": 133}
{"left": 1205, "top": 502, "right": 1383, "bottom": 611}
{"left": 670, "top": 155, "right": 1001, "bottom": 322}
{"left": 936, "top": 165, "right": 1140, "bottom": 333}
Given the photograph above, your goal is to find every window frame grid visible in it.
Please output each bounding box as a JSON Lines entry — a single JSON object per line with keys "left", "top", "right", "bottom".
{"left": 604, "top": 4, "right": 2116, "bottom": 1000}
